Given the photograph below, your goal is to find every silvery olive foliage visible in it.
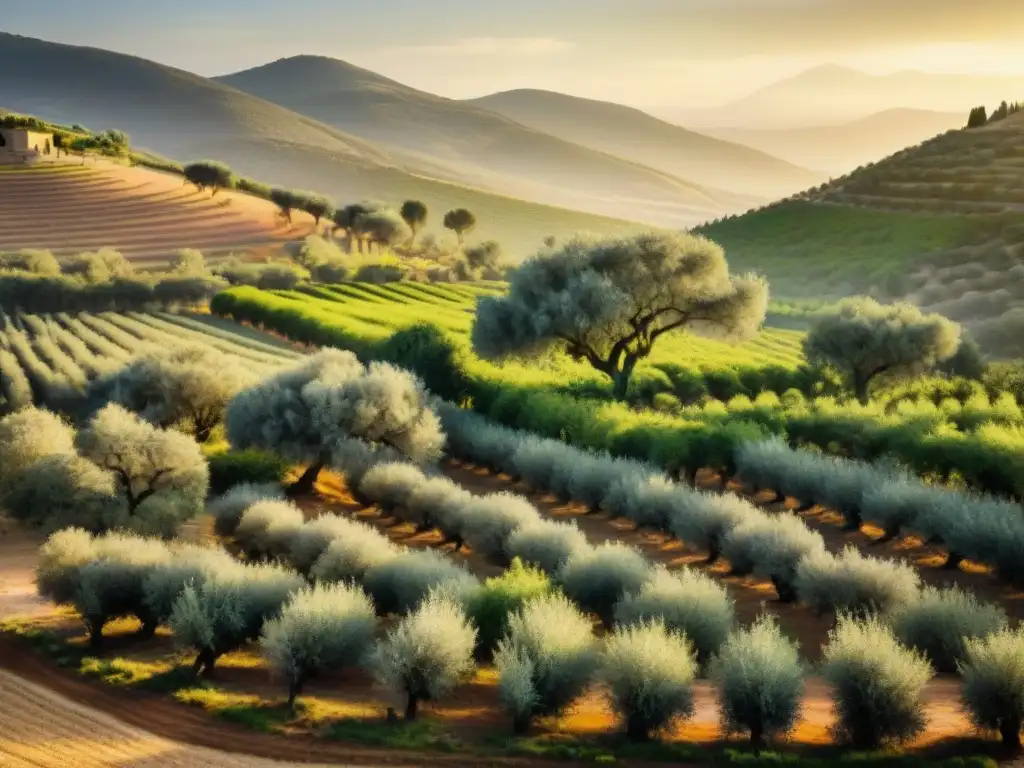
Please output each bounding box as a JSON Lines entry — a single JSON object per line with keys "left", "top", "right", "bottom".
{"left": 233, "top": 500, "right": 306, "bottom": 561}
{"left": 721, "top": 514, "right": 825, "bottom": 602}
{"left": 142, "top": 544, "right": 242, "bottom": 625}
{"left": 75, "top": 404, "right": 209, "bottom": 534}
{"left": 821, "top": 615, "right": 932, "bottom": 748}
{"left": 0, "top": 347, "right": 33, "bottom": 416}
{"left": 803, "top": 298, "right": 961, "bottom": 403}
{"left": 5, "top": 453, "right": 122, "bottom": 533}
{"left": 471, "top": 231, "right": 767, "bottom": 400}
{"left": 362, "top": 548, "right": 478, "bottom": 616}
{"left": 459, "top": 492, "right": 542, "bottom": 561}
{"left": 493, "top": 593, "right": 599, "bottom": 732}
{"left": 208, "top": 482, "right": 286, "bottom": 538}
{"left": 960, "top": 627, "right": 1024, "bottom": 748}
{"left": 169, "top": 561, "right": 304, "bottom": 676}
{"left": 0, "top": 406, "right": 76, "bottom": 498}
{"left": 556, "top": 542, "right": 653, "bottom": 627}
{"left": 505, "top": 519, "right": 591, "bottom": 575}
{"left": 889, "top": 586, "right": 1008, "bottom": 674}
{"left": 308, "top": 520, "right": 401, "bottom": 584}
{"left": 708, "top": 614, "right": 804, "bottom": 746}
{"left": 226, "top": 350, "right": 444, "bottom": 493}
{"left": 613, "top": 566, "right": 735, "bottom": 667}
{"left": 795, "top": 546, "right": 921, "bottom": 618}
{"left": 370, "top": 592, "right": 477, "bottom": 720}
{"left": 99, "top": 345, "right": 256, "bottom": 442}
{"left": 261, "top": 583, "right": 377, "bottom": 708}
{"left": 600, "top": 620, "right": 697, "bottom": 741}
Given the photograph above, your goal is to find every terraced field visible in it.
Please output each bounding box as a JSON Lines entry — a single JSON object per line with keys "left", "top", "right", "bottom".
{"left": 242, "top": 281, "right": 807, "bottom": 394}
{"left": 0, "top": 160, "right": 314, "bottom": 267}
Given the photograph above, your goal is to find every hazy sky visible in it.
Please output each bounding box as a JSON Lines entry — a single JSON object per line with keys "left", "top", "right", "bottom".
{"left": 5, "top": 0, "right": 1024, "bottom": 110}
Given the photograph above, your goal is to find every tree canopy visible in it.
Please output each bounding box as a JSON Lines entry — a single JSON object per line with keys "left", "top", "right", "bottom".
{"left": 803, "top": 297, "right": 961, "bottom": 404}
{"left": 225, "top": 350, "right": 444, "bottom": 494}
{"left": 400, "top": 200, "right": 428, "bottom": 238}
{"left": 443, "top": 209, "right": 477, "bottom": 245}
{"left": 183, "top": 161, "right": 236, "bottom": 196}
{"left": 471, "top": 232, "right": 767, "bottom": 400}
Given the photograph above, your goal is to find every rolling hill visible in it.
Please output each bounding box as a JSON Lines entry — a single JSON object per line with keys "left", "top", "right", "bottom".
{"left": 0, "top": 160, "right": 312, "bottom": 265}
{"left": 215, "top": 55, "right": 760, "bottom": 227}
{"left": 697, "top": 112, "right": 1024, "bottom": 357}
{"left": 466, "top": 88, "right": 822, "bottom": 200}
{"left": 0, "top": 32, "right": 656, "bottom": 257}
{"left": 705, "top": 108, "right": 966, "bottom": 175}
{"left": 676, "top": 64, "right": 1024, "bottom": 129}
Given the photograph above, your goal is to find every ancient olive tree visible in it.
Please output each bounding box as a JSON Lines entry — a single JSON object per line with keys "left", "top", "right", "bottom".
{"left": 98, "top": 346, "right": 255, "bottom": 442}
{"left": 443, "top": 209, "right": 476, "bottom": 245}
{"left": 75, "top": 404, "right": 209, "bottom": 527}
{"left": 400, "top": 200, "right": 428, "bottom": 239}
{"left": 225, "top": 350, "right": 445, "bottom": 495}
{"left": 472, "top": 232, "right": 768, "bottom": 400}
{"left": 183, "top": 161, "right": 236, "bottom": 196}
{"left": 803, "top": 298, "right": 961, "bottom": 404}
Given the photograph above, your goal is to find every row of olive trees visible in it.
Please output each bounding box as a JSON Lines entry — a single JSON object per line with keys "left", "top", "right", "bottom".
{"left": 181, "top": 161, "right": 477, "bottom": 247}
{"left": 469, "top": 230, "right": 969, "bottom": 404}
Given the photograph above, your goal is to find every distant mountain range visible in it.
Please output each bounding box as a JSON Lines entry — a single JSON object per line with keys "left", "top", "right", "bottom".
{"left": 464, "top": 88, "right": 820, "bottom": 200}
{"left": 672, "top": 64, "right": 1024, "bottom": 129}
{"left": 704, "top": 109, "right": 966, "bottom": 175}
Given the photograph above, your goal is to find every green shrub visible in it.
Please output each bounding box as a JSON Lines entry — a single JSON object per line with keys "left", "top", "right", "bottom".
{"left": 206, "top": 450, "right": 288, "bottom": 495}
{"left": 464, "top": 559, "right": 551, "bottom": 658}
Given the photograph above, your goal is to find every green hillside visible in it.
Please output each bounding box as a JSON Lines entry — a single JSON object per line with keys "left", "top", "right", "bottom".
{"left": 697, "top": 113, "right": 1024, "bottom": 357}
{"left": 0, "top": 33, "right": 651, "bottom": 257}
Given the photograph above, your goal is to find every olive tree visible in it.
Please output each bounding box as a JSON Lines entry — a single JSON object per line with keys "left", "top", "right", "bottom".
{"left": 464, "top": 240, "right": 503, "bottom": 271}
{"left": 183, "top": 161, "right": 235, "bottom": 196}
{"left": 99, "top": 346, "right": 256, "bottom": 442}
{"left": 0, "top": 407, "right": 76, "bottom": 496}
{"left": 443, "top": 209, "right": 476, "bottom": 245}
{"left": 261, "top": 583, "right": 376, "bottom": 709}
{"left": 803, "top": 298, "right": 961, "bottom": 404}
{"left": 472, "top": 232, "right": 767, "bottom": 400}
{"left": 225, "top": 350, "right": 444, "bottom": 495}
{"left": 354, "top": 208, "right": 412, "bottom": 253}
{"left": 400, "top": 200, "right": 428, "bottom": 239}
{"left": 301, "top": 194, "right": 334, "bottom": 226}
{"left": 169, "top": 248, "right": 208, "bottom": 275}
{"left": 75, "top": 404, "right": 209, "bottom": 525}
